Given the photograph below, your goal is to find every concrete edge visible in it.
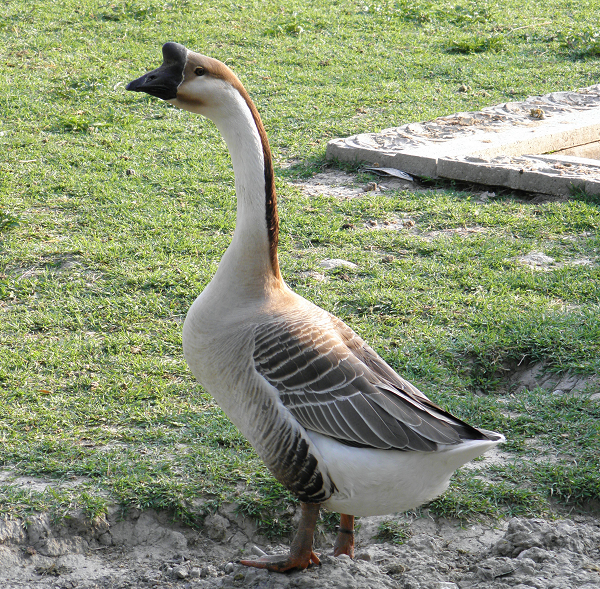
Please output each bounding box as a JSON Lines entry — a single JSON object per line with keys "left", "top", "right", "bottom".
{"left": 326, "top": 86, "right": 600, "bottom": 196}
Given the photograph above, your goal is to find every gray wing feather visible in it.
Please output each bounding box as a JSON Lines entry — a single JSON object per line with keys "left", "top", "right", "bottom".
{"left": 253, "top": 313, "right": 491, "bottom": 451}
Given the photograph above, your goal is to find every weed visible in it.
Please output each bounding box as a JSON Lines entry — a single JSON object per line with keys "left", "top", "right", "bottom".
{"left": 374, "top": 520, "right": 412, "bottom": 544}
{"left": 319, "top": 510, "right": 342, "bottom": 533}
{"left": 537, "top": 463, "right": 600, "bottom": 506}
{"left": 98, "top": 1, "right": 164, "bottom": 22}
{"left": 447, "top": 34, "right": 505, "bottom": 54}
{"left": 0, "top": 485, "right": 108, "bottom": 524}
{"left": 558, "top": 27, "right": 600, "bottom": 57}
{"left": 265, "top": 12, "right": 306, "bottom": 37}
{"left": 235, "top": 486, "right": 297, "bottom": 539}
{"left": 391, "top": 0, "right": 492, "bottom": 25}
{"left": 428, "top": 476, "right": 548, "bottom": 520}
{"left": 0, "top": 209, "right": 19, "bottom": 233}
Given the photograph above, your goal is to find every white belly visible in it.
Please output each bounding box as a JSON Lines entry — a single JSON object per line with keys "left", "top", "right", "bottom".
{"left": 307, "top": 430, "right": 504, "bottom": 517}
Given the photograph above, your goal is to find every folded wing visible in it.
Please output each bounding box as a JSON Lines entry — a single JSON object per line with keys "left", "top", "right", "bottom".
{"left": 252, "top": 313, "right": 496, "bottom": 452}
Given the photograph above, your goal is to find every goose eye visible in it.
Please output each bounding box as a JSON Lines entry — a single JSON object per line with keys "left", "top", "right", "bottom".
{"left": 194, "top": 66, "right": 206, "bottom": 76}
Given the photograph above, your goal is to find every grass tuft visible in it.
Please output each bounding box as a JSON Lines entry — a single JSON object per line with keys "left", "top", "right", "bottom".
{"left": 0, "top": 209, "right": 19, "bottom": 233}
{"left": 447, "top": 34, "right": 505, "bottom": 54}
{"left": 558, "top": 27, "right": 600, "bottom": 57}
{"left": 428, "top": 475, "right": 548, "bottom": 520}
{"left": 570, "top": 184, "right": 600, "bottom": 206}
{"left": 374, "top": 520, "right": 412, "bottom": 544}
{"left": 234, "top": 483, "right": 297, "bottom": 539}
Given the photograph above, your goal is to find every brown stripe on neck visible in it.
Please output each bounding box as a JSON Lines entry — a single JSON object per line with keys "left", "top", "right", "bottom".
{"left": 229, "top": 77, "right": 281, "bottom": 281}
{"left": 195, "top": 55, "right": 281, "bottom": 280}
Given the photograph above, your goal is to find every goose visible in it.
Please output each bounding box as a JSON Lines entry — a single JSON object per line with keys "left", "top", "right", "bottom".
{"left": 126, "top": 42, "right": 505, "bottom": 573}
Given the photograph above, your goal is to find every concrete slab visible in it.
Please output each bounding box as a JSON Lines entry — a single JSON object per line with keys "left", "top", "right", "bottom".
{"left": 326, "top": 86, "right": 600, "bottom": 196}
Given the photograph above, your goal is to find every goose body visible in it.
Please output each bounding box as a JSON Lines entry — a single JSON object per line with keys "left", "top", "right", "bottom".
{"left": 183, "top": 289, "right": 501, "bottom": 517}
{"left": 127, "top": 43, "right": 504, "bottom": 570}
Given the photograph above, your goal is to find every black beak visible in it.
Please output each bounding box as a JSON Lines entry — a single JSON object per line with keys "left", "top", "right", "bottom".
{"left": 126, "top": 42, "right": 188, "bottom": 100}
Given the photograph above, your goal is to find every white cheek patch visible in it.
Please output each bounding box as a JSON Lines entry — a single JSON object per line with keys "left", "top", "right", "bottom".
{"left": 191, "top": 76, "right": 229, "bottom": 99}
{"left": 175, "top": 76, "right": 239, "bottom": 115}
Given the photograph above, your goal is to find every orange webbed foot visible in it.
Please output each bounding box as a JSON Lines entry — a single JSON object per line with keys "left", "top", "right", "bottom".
{"left": 240, "top": 550, "right": 320, "bottom": 572}
{"left": 240, "top": 502, "right": 321, "bottom": 573}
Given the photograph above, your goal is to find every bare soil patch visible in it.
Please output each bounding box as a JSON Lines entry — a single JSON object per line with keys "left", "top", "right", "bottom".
{"left": 1, "top": 505, "right": 599, "bottom": 589}
{"left": 497, "top": 359, "right": 599, "bottom": 397}
{"left": 290, "top": 170, "right": 415, "bottom": 200}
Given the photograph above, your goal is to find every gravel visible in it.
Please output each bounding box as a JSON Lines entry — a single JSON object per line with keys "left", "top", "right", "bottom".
{"left": 0, "top": 506, "right": 598, "bottom": 589}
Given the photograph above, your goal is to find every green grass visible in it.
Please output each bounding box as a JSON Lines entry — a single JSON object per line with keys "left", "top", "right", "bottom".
{"left": 1, "top": 0, "right": 599, "bottom": 534}
{"left": 558, "top": 26, "right": 600, "bottom": 57}
{"left": 374, "top": 520, "right": 412, "bottom": 544}
{"left": 430, "top": 388, "right": 600, "bottom": 519}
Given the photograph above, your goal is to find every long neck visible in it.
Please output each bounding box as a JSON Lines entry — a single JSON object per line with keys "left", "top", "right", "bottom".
{"left": 210, "top": 87, "right": 282, "bottom": 292}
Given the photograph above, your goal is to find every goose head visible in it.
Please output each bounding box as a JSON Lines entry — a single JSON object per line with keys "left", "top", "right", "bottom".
{"left": 126, "top": 42, "right": 248, "bottom": 122}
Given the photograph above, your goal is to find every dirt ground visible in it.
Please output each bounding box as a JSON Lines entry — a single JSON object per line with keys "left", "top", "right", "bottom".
{"left": 0, "top": 503, "right": 599, "bottom": 589}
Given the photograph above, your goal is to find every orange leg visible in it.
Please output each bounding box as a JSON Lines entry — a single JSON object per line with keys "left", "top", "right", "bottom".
{"left": 240, "top": 502, "right": 321, "bottom": 573}
{"left": 333, "top": 513, "right": 355, "bottom": 558}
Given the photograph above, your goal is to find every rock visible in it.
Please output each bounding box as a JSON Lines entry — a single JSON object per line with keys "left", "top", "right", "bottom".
{"left": 514, "top": 557, "right": 537, "bottom": 576}
{"left": 110, "top": 510, "right": 188, "bottom": 553}
{"left": 201, "top": 564, "right": 219, "bottom": 578}
{"left": 493, "top": 518, "right": 565, "bottom": 557}
{"left": 173, "top": 564, "right": 189, "bottom": 579}
{"left": 2, "top": 511, "right": 600, "bottom": 589}
{"left": 36, "top": 536, "right": 88, "bottom": 557}
{"left": 298, "top": 270, "right": 327, "bottom": 282}
{"left": 407, "top": 534, "right": 437, "bottom": 554}
{"left": 319, "top": 258, "right": 358, "bottom": 270}
{"left": 517, "top": 251, "right": 555, "bottom": 267}
{"left": 517, "top": 546, "right": 551, "bottom": 562}
{"left": 385, "top": 560, "right": 407, "bottom": 575}
{"left": 504, "top": 360, "right": 599, "bottom": 396}
{"left": 234, "top": 567, "right": 269, "bottom": 586}
{"left": 553, "top": 373, "right": 582, "bottom": 392}
{"left": 251, "top": 544, "right": 267, "bottom": 557}
{"left": 550, "top": 519, "right": 588, "bottom": 553}
{"left": 355, "top": 550, "right": 372, "bottom": 561}
{"left": 326, "top": 85, "right": 600, "bottom": 197}
{"left": 364, "top": 218, "right": 407, "bottom": 231}
{"left": 189, "top": 566, "right": 202, "bottom": 578}
{"left": 0, "top": 519, "right": 26, "bottom": 544}
{"left": 203, "top": 514, "right": 231, "bottom": 541}
{"left": 476, "top": 557, "right": 517, "bottom": 579}
{"left": 97, "top": 531, "right": 112, "bottom": 546}
{"left": 24, "top": 515, "right": 52, "bottom": 545}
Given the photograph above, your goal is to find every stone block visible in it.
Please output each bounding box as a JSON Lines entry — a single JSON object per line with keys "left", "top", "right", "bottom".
{"left": 327, "top": 86, "right": 600, "bottom": 197}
